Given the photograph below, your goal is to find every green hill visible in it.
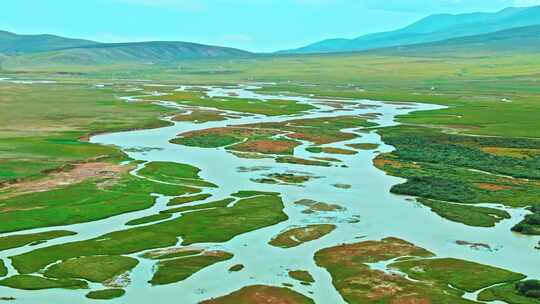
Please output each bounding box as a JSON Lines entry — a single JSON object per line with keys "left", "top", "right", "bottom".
{"left": 0, "top": 30, "right": 99, "bottom": 55}
{"left": 284, "top": 5, "right": 540, "bottom": 54}
{"left": 1, "top": 40, "right": 253, "bottom": 69}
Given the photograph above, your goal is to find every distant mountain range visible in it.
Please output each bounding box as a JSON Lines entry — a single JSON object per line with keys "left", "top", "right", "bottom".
{"left": 375, "top": 25, "right": 540, "bottom": 56}
{"left": 1, "top": 5, "right": 539, "bottom": 68}
{"left": 282, "top": 5, "right": 540, "bottom": 54}
{"left": 0, "top": 31, "right": 252, "bottom": 66}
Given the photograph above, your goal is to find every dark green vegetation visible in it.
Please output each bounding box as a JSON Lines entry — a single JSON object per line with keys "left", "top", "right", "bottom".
{"left": 418, "top": 198, "right": 511, "bottom": 227}
{"left": 10, "top": 194, "right": 287, "bottom": 275}
{"left": 138, "top": 161, "right": 217, "bottom": 188}
{"left": 315, "top": 238, "right": 525, "bottom": 303}
{"left": 517, "top": 280, "right": 540, "bottom": 299}
{"left": 285, "top": 5, "right": 540, "bottom": 54}
{"left": 375, "top": 126, "right": 540, "bottom": 232}
{"left": 200, "top": 285, "right": 315, "bottom": 304}
{"left": 479, "top": 280, "right": 540, "bottom": 303}
{"left": 229, "top": 264, "right": 244, "bottom": 272}
{"left": 0, "top": 230, "right": 76, "bottom": 251}
{"left": 168, "top": 193, "right": 212, "bottom": 206}
{"left": 512, "top": 206, "right": 540, "bottom": 235}
{"left": 289, "top": 270, "right": 315, "bottom": 285}
{"left": 44, "top": 255, "right": 139, "bottom": 283}
{"left": 0, "top": 275, "right": 87, "bottom": 290}
{"left": 86, "top": 289, "right": 126, "bottom": 300}
{"left": 150, "top": 251, "right": 233, "bottom": 285}
{"left": 147, "top": 90, "right": 314, "bottom": 116}
{"left": 269, "top": 224, "right": 336, "bottom": 248}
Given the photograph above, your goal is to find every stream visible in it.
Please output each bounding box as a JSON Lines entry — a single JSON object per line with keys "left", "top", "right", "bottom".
{"left": 0, "top": 84, "right": 538, "bottom": 303}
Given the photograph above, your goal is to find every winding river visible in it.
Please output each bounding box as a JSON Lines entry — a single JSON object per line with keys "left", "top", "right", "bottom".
{"left": 0, "top": 84, "right": 538, "bottom": 303}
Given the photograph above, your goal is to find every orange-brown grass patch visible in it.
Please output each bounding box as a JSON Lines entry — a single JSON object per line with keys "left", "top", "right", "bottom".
{"left": 373, "top": 155, "right": 420, "bottom": 170}
{"left": 474, "top": 183, "right": 513, "bottom": 191}
{"left": 480, "top": 147, "right": 540, "bottom": 159}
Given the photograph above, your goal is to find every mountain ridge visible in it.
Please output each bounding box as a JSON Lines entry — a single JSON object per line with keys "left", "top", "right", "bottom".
{"left": 282, "top": 5, "right": 540, "bottom": 54}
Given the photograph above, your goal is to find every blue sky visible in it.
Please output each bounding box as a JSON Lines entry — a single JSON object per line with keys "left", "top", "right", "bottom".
{"left": 1, "top": 0, "right": 539, "bottom": 52}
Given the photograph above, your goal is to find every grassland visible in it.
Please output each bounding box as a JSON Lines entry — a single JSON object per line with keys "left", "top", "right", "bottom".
{"left": 10, "top": 194, "right": 287, "bottom": 275}
{"left": 0, "top": 83, "right": 174, "bottom": 185}
{"left": 0, "top": 230, "right": 76, "bottom": 251}
{"left": 390, "top": 258, "right": 525, "bottom": 292}
{"left": 0, "top": 172, "right": 199, "bottom": 233}
{"left": 44, "top": 255, "right": 139, "bottom": 283}
{"left": 144, "top": 90, "right": 315, "bottom": 116}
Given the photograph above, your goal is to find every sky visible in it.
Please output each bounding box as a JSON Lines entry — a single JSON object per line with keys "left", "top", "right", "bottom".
{"left": 1, "top": 0, "right": 539, "bottom": 52}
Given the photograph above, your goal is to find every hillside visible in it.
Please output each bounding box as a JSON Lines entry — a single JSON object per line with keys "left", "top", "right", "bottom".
{"left": 284, "top": 5, "right": 540, "bottom": 54}
{"left": 0, "top": 30, "right": 99, "bottom": 55}
{"left": 376, "top": 25, "right": 540, "bottom": 56}
{"left": 1, "top": 41, "right": 253, "bottom": 68}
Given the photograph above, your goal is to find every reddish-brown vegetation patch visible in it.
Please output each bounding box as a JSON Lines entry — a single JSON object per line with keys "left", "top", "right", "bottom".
{"left": 229, "top": 139, "right": 300, "bottom": 155}
{"left": 200, "top": 285, "right": 314, "bottom": 304}
{"left": 474, "top": 183, "right": 513, "bottom": 191}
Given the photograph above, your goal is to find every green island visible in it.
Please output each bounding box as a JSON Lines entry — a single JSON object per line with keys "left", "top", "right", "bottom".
{"left": 289, "top": 270, "right": 315, "bottom": 285}
{"left": 315, "top": 238, "right": 526, "bottom": 303}
{"left": 86, "top": 289, "right": 126, "bottom": 300}
{"left": 269, "top": 224, "right": 336, "bottom": 248}
{"left": 228, "top": 264, "right": 244, "bottom": 272}
{"left": 0, "top": 275, "right": 88, "bottom": 290}
{"left": 167, "top": 193, "right": 213, "bottom": 206}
